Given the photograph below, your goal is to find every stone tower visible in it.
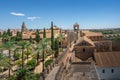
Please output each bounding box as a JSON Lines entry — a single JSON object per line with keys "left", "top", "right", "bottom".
{"left": 73, "top": 23, "right": 79, "bottom": 31}
{"left": 21, "top": 22, "right": 27, "bottom": 32}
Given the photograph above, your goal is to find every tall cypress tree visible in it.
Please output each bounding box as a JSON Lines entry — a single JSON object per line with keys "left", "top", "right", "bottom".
{"left": 43, "top": 27, "right": 46, "bottom": 38}
{"left": 51, "top": 21, "right": 54, "bottom": 50}
{"left": 16, "top": 31, "right": 22, "bottom": 41}
{"left": 7, "top": 29, "right": 12, "bottom": 36}
{"left": 35, "top": 29, "right": 40, "bottom": 43}
{"left": 29, "top": 36, "right": 33, "bottom": 43}
{"left": 54, "top": 38, "right": 59, "bottom": 58}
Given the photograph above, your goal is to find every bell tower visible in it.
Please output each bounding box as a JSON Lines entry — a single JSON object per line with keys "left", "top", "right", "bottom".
{"left": 73, "top": 23, "right": 79, "bottom": 31}
{"left": 21, "top": 22, "right": 27, "bottom": 32}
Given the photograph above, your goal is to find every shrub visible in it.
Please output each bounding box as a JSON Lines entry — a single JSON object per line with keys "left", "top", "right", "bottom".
{"left": 16, "top": 59, "right": 22, "bottom": 67}
{"left": 45, "top": 59, "right": 53, "bottom": 67}
{"left": 8, "top": 75, "right": 16, "bottom": 80}
{"left": 26, "top": 59, "right": 37, "bottom": 69}
{"left": 14, "top": 53, "right": 20, "bottom": 60}
{"left": 59, "top": 48, "right": 63, "bottom": 52}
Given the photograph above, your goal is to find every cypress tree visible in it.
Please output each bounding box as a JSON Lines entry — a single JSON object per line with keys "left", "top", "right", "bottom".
{"left": 35, "top": 29, "right": 40, "bottom": 43}
{"left": 29, "top": 36, "right": 33, "bottom": 43}
{"left": 54, "top": 38, "right": 59, "bottom": 58}
{"left": 7, "top": 29, "right": 12, "bottom": 36}
{"left": 43, "top": 27, "right": 46, "bottom": 38}
{"left": 16, "top": 31, "right": 22, "bottom": 41}
{"left": 51, "top": 21, "right": 54, "bottom": 50}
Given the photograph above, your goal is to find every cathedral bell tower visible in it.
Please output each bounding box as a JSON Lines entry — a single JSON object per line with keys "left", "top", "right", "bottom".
{"left": 73, "top": 23, "right": 79, "bottom": 31}
{"left": 21, "top": 22, "right": 27, "bottom": 32}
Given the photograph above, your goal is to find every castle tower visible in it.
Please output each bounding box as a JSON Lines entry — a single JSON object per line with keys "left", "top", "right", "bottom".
{"left": 21, "top": 22, "right": 27, "bottom": 32}
{"left": 73, "top": 23, "right": 79, "bottom": 31}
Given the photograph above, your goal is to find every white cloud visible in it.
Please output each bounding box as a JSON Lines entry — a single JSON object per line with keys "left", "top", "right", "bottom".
{"left": 27, "top": 16, "right": 40, "bottom": 21}
{"left": 10, "top": 12, "right": 25, "bottom": 16}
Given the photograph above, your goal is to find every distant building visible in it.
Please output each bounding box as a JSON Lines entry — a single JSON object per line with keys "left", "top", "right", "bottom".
{"left": 70, "top": 23, "right": 120, "bottom": 80}
{"left": 21, "top": 22, "right": 27, "bottom": 32}
{"left": 21, "top": 22, "right": 62, "bottom": 40}
{"left": 94, "top": 52, "right": 120, "bottom": 80}
{"left": 80, "top": 30, "right": 103, "bottom": 41}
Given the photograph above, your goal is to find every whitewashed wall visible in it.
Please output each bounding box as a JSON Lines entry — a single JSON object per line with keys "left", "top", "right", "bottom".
{"left": 97, "top": 67, "right": 120, "bottom": 80}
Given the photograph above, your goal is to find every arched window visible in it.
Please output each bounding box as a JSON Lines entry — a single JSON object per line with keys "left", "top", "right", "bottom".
{"left": 83, "top": 48, "right": 85, "bottom": 52}
{"left": 111, "top": 69, "right": 114, "bottom": 73}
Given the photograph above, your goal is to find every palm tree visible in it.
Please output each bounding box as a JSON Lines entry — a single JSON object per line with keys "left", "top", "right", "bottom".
{"left": 16, "top": 68, "right": 38, "bottom": 80}
{"left": 0, "top": 53, "right": 10, "bottom": 74}
{"left": 2, "top": 41, "right": 15, "bottom": 77}
{"left": 57, "top": 34, "right": 63, "bottom": 48}
{"left": 13, "top": 48, "right": 20, "bottom": 64}
{"left": 34, "top": 44, "right": 42, "bottom": 65}
{"left": 35, "top": 38, "right": 48, "bottom": 61}
{"left": 24, "top": 43, "right": 32, "bottom": 62}
{"left": 17, "top": 41, "right": 29, "bottom": 69}
{"left": 2, "top": 32, "right": 10, "bottom": 43}
{"left": 41, "top": 38, "right": 47, "bottom": 80}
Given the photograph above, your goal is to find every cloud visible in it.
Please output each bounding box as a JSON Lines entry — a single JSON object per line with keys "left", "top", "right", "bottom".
{"left": 10, "top": 12, "right": 25, "bottom": 16}
{"left": 27, "top": 16, "right": 40, "bottom": 21}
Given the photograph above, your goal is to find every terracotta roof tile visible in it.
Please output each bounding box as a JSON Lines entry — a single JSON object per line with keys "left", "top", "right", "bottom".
{"left": 94, "top": 52, "right": 120, "bottom": 67}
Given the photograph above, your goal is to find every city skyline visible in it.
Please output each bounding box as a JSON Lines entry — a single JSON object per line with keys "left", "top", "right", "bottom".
{"left": 0, "top": 0, "right": 120, "bottom": 30}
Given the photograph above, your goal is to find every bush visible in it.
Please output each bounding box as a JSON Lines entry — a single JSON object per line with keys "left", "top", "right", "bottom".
{"left": 16, "top": 59, "right": 22, "bottom": 67}
{"left": 26, "top": 59, "right": 37, "bottom": 69}
{"left": 16, "top": 68, "right": 28, "bottom": 80}
{"left": 14, "top": 53, "right": 20, "bottom": 60}
{"left": 8, "top": 75, "right": 16, "bottom": 80}
{"left": 40, "top": 53, "right": 47, "bottom": 59}
{"left": 45, "top": 59, "right": 53, "bottom": 67}
{"left": 114, "top": 37, "right": 120, "bottom": 42}
{"left": 59, "top": 48, "right": 63, "bottom": 52}
{"left": 24, "top": 49, "right": 31, "bottom": 57}
{"left": 20, "top": 54, "right": 27, "bottom": 59}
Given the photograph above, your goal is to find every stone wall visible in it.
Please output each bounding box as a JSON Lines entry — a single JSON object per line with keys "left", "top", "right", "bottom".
{"left": 112, "top": 41, "right": 120, "bottom": 51}
{"left": 74, "top": 46, "right": 94, "bottom": 61}
{"left": 94, "top": 41, "right": 112, "bottom": 52}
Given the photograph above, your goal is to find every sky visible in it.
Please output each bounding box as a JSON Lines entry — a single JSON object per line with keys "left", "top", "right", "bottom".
{"left": 0, "top": 0, "right": 120, "bottom": 30}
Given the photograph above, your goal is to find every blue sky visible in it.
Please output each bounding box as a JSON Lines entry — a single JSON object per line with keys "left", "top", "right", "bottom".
{"left": 0, "top": 0, "right": 120, "bottom": 30}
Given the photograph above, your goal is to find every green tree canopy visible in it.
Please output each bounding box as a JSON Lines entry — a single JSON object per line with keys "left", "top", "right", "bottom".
{"left": 54, "top": 38, "right": 59, "bottom": 58}
{"left": 7, "top": 29, "right": 12, "bottom": 36}
{"left": 51, "top": 21, "right": 55, "bottom": 50}
{"left": 35, "top": 29, "right": 40, "bottom": 43}
{"left": 43, "top": 27, "right": 46, "bottom": 38}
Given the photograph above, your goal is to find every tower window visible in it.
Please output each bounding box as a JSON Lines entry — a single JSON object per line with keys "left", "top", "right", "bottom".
{"left": 102, "top": 69, "right": 105, "bottom": 73}
{"left": 83, "top": 48, "right": 85, "bottom": 52}
{"left": 111, "top": 69, "right": 114, "bottom": 73}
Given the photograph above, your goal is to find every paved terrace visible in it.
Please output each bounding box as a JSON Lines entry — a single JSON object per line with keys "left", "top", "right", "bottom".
{"left": 45, "top": 66, "right": 60, "bottom": 80}
{"left": 57, "top": 62, "right": 100, "bottom": 80}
